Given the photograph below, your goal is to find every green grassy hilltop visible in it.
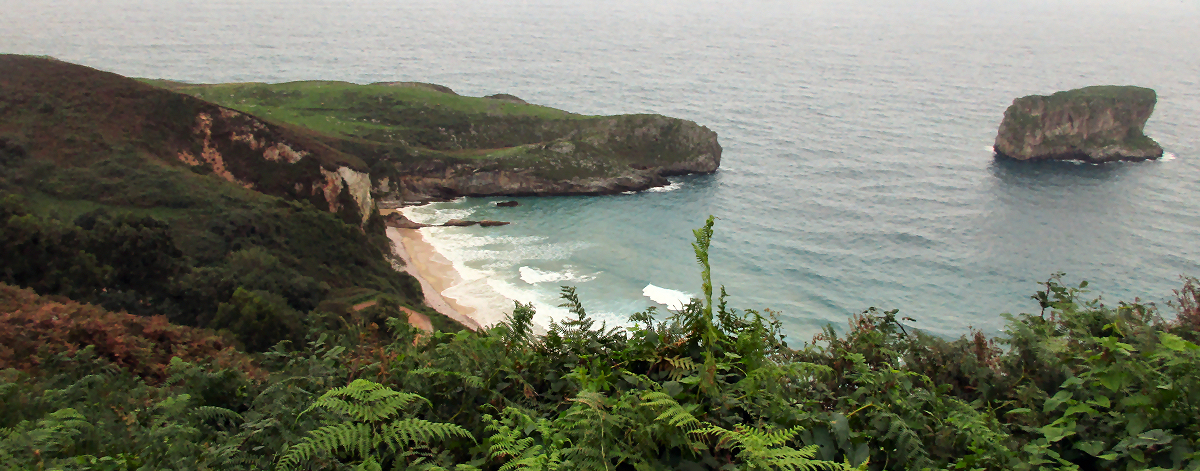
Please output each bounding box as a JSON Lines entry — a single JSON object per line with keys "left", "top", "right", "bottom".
{"left": 160, "top": 79, "right": 721, "bottom": 197}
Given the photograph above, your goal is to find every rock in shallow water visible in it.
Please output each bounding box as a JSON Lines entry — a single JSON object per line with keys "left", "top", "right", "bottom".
{"left": 994, "top": 86, "right": 1163, "bottom": 163}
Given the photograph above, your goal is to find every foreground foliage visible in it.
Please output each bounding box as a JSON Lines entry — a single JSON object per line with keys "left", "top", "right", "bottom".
{"left": 2, "top": 218, "right": 1199, "bottom": 470}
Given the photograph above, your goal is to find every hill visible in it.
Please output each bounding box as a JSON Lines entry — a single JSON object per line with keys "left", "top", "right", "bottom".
{"left": 163, "top": 79, "right": 721, "bottom": 199}
{"left": 0, "top": 55, "right": 453, "bottom": 342}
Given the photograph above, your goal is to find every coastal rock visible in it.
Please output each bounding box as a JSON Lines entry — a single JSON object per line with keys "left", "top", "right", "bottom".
{"left": 384, "top": 213, "right": 428, "bottom": 229}
{"left": 442, "top": 219, "right": 478, "bottom": 227}
{"left": 994, "top": 86, "right": 1163, "bottom": 162}
{"left": 494, "top": 201, "right": 520, "bottom": 207}
{"left": 478, "top": 220, "right": 510, "bottom": 227}
{"left": 391, "top": 114, "right": 719, "bottom": 198}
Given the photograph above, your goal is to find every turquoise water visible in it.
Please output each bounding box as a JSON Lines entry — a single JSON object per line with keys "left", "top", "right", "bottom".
{"left": 5, "top": 0, "right": 1199, "bottom": 339}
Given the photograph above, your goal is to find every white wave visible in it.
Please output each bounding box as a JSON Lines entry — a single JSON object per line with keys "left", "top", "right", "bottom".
{"left": 645, "top": 181, "right": 684, "bottom": 193}
{"left": 642, "top": 284, "right": 694, "bottom": 310}
{"left": 400, "top": 203, "right": 477, "bottom": 225}
{"left": 410, "top": 208, "right": 594, "bottom": 328}
{"left": 621, "top": 191, "right": 637, "bottom": 195}
{"left": 441, "top": 275, "right": 512, "bottom": 328}
{"left": 1162, "top": 152, "right": 1177, "bottom": 162}
{"left": 488, "top": 278, "right": 570, "bottom": 328}
{"left": 519, "top": 266, "right": 598, "bottom": 284}
{"left": 489, "top": 278, "right": 628, "bottom": 330}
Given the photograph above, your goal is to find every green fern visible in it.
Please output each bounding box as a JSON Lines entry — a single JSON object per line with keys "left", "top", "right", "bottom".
{"left": 278, "top": 379, "right": 472, "bottom": 469}
{"left": 700, "top": 424, "right": 842, "bottom": 471}
{"left": 485, "top": 408, "right": 568, "bottom": 471}
{"left": 641, "top": 390, "right": 847, "bottom": 470}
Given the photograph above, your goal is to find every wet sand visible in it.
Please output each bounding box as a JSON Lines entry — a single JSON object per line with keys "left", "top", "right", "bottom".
{"left": 386, "top": 227, "right": 483, "bottom": 331}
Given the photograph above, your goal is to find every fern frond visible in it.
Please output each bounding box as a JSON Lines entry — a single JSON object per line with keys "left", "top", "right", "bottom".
{"left": 379, "top": 418, "right": 472, "bottom": 449}
{"left": 640, "top": 391, "right": 703, "bottom": 433}
{"left": 301, "top": 379, "right": 427, "bottom": 422}
{"left": 281, "top": 380, "right": 472, "bottom": 470}
{"left": 700, "top": 424, "right": 843, "bottom": 471}
{"left": 193, "top": 405, "right": 242, "bottom": 426}
{"left": 277, "top": 422, "right": 373, "bottom": 469}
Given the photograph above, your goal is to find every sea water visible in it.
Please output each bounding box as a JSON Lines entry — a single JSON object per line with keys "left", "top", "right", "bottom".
{"left": 5, "top": 0, "right": 1199, "bottom": 340}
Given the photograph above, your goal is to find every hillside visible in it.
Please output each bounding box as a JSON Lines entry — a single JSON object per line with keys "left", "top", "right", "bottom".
{"left": 0, "top": 55, "right": 380, "bottom": 223}
{"left": 0, "top": 55, "right": 459, "bottom": 342}
{"left": 162, "top": 80, "right": 721, "bottom": 199}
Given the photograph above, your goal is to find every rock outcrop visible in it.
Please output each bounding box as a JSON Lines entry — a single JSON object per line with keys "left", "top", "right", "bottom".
{"left": 994, "top": 86, "right": 1163, "bottom": 162}
{"left": 389, "top": 114, "right": 721, "bottom": 199}
{"left": 384, "top": 213, "right": 429, "bottom": 229}
{"left": 385, "top": 215, "right": 510, "bottom": 228}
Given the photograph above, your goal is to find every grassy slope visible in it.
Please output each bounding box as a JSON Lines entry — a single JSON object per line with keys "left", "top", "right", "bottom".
{"left": 158, "top": 80, "right": 585, "bottom": 149}
{"left": 163, "top": 80, "right": 718, "bottom": 183}
{"left": 0, "top": 55, "right": 459, "bottom": 333}
{"left": 0, "top": 56, "right": 364, "bottom": 171}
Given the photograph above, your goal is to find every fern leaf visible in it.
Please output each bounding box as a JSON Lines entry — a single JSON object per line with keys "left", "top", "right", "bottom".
{"left": 277, "top": 422, "right": 373, "bottom": 469}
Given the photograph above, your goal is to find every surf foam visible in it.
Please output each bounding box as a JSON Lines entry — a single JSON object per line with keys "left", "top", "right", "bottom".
{"left": 645, "top": 181, "right": 684, "bottom": 193}
{"left": 642, "top": 284, "right": 694, "bottom": 310}
{"left": 519, "top": 266, "right": 598, "bottom": 284}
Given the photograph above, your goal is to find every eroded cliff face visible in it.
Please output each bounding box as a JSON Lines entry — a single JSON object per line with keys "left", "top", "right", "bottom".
{"left": 386, "top": 114, "right": 721, "bottom": 200}
{"left": 994, "top": 86, "right": 1163, "bottom": 162}
{"left": 176, "top": 108, "right": 375, "bottom": 223}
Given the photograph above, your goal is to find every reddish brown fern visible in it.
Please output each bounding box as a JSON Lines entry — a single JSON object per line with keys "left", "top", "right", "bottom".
{"left": 0, "top": 283, "right": 262, "bottom": 382}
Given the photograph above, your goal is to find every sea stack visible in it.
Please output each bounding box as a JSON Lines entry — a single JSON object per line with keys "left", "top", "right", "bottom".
{"left": 994, "top": 86, "right": 1163, "bottom": 163}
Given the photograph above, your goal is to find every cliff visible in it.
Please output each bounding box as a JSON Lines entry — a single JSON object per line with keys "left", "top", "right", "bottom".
{"left": 994, "top": 86, "right": 1163, "bottom": 163}
{"left": 166, "top": 81, "right": 721, "bottom": 201}
{"left": 0, "top": 55, "right": 376, "bottom": 223}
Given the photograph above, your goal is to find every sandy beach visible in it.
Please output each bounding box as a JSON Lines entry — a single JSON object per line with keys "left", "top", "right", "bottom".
{"left": 386, "top": 227, "right": 484, "bottom": 331}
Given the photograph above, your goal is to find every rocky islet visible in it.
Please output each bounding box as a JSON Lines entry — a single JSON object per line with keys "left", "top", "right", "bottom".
{"left": 994, "top": 85, "right": 1163, "bottom": 163}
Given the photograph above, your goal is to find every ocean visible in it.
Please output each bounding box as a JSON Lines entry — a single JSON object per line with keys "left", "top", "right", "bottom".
{"left": 5, "top": 0, "right": 1198, "bottom": 340}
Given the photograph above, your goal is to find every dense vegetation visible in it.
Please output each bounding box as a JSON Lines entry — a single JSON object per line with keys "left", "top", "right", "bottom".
{"left": 0, "top": 149, "right": 458, "bottom": 345}
{"left": 3, "top": 216, "right": 1198, "bottom": 470}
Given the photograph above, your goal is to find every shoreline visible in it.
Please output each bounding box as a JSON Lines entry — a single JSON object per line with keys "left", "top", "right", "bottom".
{"left": 386, "top": 227, "right": 484, "bottom": 331}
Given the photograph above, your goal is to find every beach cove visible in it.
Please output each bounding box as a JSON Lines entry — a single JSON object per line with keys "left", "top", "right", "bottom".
{"left": 386, "top": 226, "right": 484, "bottom": 331}
{"left": 16, "top": 0, "right": 1195, "bottom": 339}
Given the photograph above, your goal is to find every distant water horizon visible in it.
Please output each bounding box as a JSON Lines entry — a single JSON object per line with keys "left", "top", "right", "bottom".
{"left": 5, "top": 0, "right": 1199, "bottom": 340}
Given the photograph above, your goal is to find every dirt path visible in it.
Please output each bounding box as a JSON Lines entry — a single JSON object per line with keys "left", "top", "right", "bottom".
{"left": 398, "top": 306, "right": 433, "bottom": 332}
{"left": 351, "top": 299, "right": 433, "bottom": 333}
{"left": 351, "top": 300, "right": 377, "bottom": 311}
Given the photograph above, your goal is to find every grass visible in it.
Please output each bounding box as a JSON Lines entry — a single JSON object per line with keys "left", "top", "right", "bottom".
{"left": 167, "top": 81, "right": 590, "bottom": 149}
{"left": 161, "top": 80, "right": 719, "bottom": 183}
